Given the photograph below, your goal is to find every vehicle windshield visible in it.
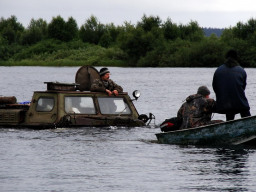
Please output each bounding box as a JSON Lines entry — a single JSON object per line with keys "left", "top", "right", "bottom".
{"left": 97, "top": 97, "right": 131, "bottom": 115}
{"left": 36, "top": 97, "right": 54, "bottom": 112}
{"left": 65, "top": 96, "right": 96, "bottom": 114}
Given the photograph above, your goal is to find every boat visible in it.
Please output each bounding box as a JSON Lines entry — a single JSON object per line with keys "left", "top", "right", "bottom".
{"left": 0, "top": 66, "right": 153, "bottom": 129}
{"left": 156, "top": 116, "right": 256, "bottom": 146}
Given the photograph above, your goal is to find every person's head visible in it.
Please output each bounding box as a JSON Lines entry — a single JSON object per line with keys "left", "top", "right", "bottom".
{"left": 197, "top": 86, "right": 210, "bottom": 98}
{"left": 225, "top": 49, "right": 238, "bottom": 60}
{"left": 99, "top": 67, "right": 110, "bottom": 81}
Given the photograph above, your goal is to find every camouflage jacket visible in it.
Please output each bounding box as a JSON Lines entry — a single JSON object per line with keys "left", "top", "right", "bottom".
{"left": 90, "top": 79, "right": 123, "bottom": 93}
{"left": 177, "top": 94, "right": 216, "bottom": 129}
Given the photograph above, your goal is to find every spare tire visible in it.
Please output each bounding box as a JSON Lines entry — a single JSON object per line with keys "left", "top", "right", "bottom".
{"left": 138, "top": 114, "right": 149, "bottom": 123}
{"left": 75, "top": 66, "right": 100, "bottom": 91}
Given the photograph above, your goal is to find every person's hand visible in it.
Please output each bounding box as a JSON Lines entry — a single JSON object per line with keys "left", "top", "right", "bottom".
{"left": 112, "top": 90, "right": 119, "bottom": 96}
{"left": 106, "top": 89, "right": 112, "bottom": 96}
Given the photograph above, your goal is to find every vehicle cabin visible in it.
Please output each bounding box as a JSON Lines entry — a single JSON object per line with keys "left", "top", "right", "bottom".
{"left": 0, "top": 66, "right": 149, "bottom": 128}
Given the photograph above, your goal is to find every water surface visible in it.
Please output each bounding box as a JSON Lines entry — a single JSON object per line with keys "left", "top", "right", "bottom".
{"left": 1, "top": 67, "right": 256, "bottom": 192}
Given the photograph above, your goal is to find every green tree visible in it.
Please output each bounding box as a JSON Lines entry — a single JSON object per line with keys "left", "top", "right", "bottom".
{"left": 162, "top": 18, "right": 180, "bottom": 40}
{"left": 106, "top": 23, "right": 122, "bottom": 43}
{"left": 137, "top": 14, "right": 162, "bottom": 32}
{"left": 0, "top": 15, "right": 24, "bottom": 44}
{"left": 79, "top": 15, "right": 105, "bottom": 44}
{"left": 117, "top": 26, "right": 157, "bottom": 65}
{"left": 48, "top": 15, "right": 66, "bottom": 40}
{"left": 232, "top": 18, "right": 256, "bottom": 40}
{"left": 220, "top": 18, "right": 256, "bottom": 67}
{"left": 48, "top": 16, "right": 78, "bottom": 41}
{"left": 0, "top": 35, "right": 10, "bottom": 60}
{"left": 188, "top": 35, "right": 225, "bottom": 67}
{"left": 179, "top": 21, "right": 204, "bottom": 41}
{"left": 48, "top": 15, "right": 68, "bottom": 41}
{"left": 98, "top": 23, "right": 122, "bottom": 47}
{"left": 101, "top": 23, "right": 122, "bottom": 46}
{"left": 99, "top": 32, "right": 112, "bottom": 48}
{"left": 157, "top": 39, "right": 192, "bottom": 67}
{"left": 65, "top": 17, "right": 78, "bottom": 41}
{"left": 21, "top": 18, "right": 48, "bottom": 45}
{"left": 117, "top": 17, "right": 164, "bottom": 65}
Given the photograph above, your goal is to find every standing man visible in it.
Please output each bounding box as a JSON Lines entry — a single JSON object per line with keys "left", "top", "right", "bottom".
{"left": 91, "top": 67, "right": 123, "bottom": 96}
{"left": 212, "top": 49, "right": 251, "bottom": 121}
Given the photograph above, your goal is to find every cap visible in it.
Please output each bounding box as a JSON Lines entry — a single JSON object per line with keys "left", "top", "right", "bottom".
{"left": 99, "top": 67, "right": 110, "bottom": 76}
{"left": 197, "top": 86, "right": 210, "bottom": 96}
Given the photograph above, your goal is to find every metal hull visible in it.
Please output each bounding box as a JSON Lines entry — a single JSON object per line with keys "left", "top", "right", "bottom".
{"left": 156, "top": 116, "right": 256, "bottom": 146}
{"left": 0, "top": 90, "right": 147, "bottom": 129}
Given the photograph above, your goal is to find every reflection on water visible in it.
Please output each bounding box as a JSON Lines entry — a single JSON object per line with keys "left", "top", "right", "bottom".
{"left": 173, "top": 146, "right": 251, "bottom": 192}
{"left": 215, "top": 148, "right": 249, "bottom": 175}
{"left": 1, "top": 67, "right": 256, "bottom": 191}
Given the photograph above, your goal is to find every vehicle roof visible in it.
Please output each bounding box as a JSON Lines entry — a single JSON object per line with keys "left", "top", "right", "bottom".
{"left": 34, "top": 90, "right": 129, "bottom": 96}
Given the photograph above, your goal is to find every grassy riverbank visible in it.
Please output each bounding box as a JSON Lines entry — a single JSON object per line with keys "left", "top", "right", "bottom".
{"left": 0, "top": 40, "right": 129, "bottom": 67}
{"left": 0, "top": 60, "right": 127, "bottom": 67}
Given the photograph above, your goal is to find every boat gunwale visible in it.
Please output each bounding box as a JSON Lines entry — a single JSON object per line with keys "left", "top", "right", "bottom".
{"left": 156, "top": 115, "right": 256, "bottom": 136}
{"left": 155, "top": 115, "right": 256, "bottom": 146}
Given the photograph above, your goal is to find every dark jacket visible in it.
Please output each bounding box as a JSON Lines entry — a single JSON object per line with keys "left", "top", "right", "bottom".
{"left": 177, "top": 94, "right": 216, "bottom": 129}
{"left": 212, "top": 58, "right": 250, "bottom": 114}
{"left": 90, "top": 79, "right": 123, "bottom": 93}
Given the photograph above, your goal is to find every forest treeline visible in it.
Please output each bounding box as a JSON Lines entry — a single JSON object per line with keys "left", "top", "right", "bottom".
{"left": 1, "top": 15, "right": 256, "bottom": 67}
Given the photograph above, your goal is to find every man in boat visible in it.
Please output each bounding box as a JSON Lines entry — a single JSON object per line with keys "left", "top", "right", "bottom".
{"left": 90, "top": 67, "right": 123, "bottom": 96}
{"left": 212, "top": 49, "right": 251, "bottom": 121}
{"left": 177, "top": 86, "right": 222, "bottom": 129}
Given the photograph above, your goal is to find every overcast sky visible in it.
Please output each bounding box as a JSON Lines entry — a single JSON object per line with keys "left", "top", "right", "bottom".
{"left": 1, "top": 0, "right": 256, "bottom": 28}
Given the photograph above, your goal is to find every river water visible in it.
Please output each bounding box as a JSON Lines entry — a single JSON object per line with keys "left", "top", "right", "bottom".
{"left": 1, "top": 67, "right": 256, "bottom": 192}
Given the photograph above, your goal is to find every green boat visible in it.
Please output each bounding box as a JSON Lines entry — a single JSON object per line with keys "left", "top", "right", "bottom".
{"left": 156, "top": 116, "right": 256, "bottom": 146}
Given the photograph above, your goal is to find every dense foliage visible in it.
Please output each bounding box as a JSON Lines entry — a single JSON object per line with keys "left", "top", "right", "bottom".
{"left": 1, "top": 15, "right": 256, "bottom": 67}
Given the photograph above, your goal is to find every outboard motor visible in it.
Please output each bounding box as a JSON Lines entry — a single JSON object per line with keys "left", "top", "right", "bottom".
{"left": 160, "top": 117, "right": 182, "bottom": 132}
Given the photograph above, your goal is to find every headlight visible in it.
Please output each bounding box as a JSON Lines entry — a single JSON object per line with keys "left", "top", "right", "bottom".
{"left": 132, "top": 90, "right": 141, "bottom": 100}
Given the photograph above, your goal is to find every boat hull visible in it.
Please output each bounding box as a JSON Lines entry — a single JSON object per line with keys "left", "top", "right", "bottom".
{"left": 156, "top": 116, "right": 256, "bottom": 146}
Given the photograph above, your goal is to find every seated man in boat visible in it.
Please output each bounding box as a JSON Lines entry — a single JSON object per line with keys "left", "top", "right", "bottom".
{"left": 177, "top": 86, "right": 222, "bottom": 129}
{"left": 90, "top": 67, "right": 123, "bottom": 96}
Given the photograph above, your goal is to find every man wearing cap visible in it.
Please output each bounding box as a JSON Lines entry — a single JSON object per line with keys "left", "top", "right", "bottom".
{"left": 91, "top": 67, "right": 123, "bottom": 96}
{"left": 177, "top": 86, "right": 222, "bottom": 129}
{"left": 212, "top": 49, "right": 251, "bottom": 121}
